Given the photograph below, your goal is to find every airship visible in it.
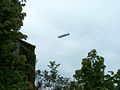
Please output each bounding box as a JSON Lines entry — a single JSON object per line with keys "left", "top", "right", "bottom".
{"left": 58, "top": 33, "right": 70, "bottom": 38}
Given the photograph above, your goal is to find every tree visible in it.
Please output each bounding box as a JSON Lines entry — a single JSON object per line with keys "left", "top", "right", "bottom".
{"left": 0, "top": 0, "right": 34, "bottom": 89}
{"left": 73, "top": 49, "right": 106, "bottom": 90}
{"left": 36, "top": 61, "right": 70, "bottom": 90}
{"left": 104, "top": 71, "right": 115, "bottom": 90}
{"left": 35, "top": 50, "right": 120, "bottom": 90}
{"left": 48, "top": 61, "right": 60, "bottom": 85}
{"left": 114, "top": 69, "right": 120, "bottom": 90}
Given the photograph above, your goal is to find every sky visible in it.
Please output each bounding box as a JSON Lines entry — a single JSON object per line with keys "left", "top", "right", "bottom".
{"left": 21, "top": 0, "right": 120, "bottom": 77}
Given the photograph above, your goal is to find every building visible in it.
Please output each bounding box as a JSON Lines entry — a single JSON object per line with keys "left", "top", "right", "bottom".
{"left": 16, "top": 40, "right": 36, "bottom": 89}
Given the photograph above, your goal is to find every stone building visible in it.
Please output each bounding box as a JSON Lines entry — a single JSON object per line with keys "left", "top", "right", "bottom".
{"left": 16, "top": 40, "right": 36, "bottom": 89}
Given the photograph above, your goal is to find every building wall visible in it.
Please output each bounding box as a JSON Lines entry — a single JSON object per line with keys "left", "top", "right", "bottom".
{"left": 18, "top": 40, "right": 36, "bottom": 89}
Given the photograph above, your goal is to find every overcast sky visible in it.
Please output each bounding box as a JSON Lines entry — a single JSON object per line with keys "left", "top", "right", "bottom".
{"left": 21, "top": 0, "right": 120, "bottom": 77}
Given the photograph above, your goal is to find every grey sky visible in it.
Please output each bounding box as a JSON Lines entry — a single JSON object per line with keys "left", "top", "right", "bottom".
{"left": 21, "top": 0, "right": 120, "bottom": 77}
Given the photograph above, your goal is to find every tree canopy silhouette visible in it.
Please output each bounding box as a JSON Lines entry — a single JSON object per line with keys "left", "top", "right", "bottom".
{"left": 0, "top": 0, "right": 35, "bottom": 89}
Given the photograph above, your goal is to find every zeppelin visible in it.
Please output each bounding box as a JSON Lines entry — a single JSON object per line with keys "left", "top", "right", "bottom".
{"left": 58, "top": 33, "right": 70, "bottom": 38}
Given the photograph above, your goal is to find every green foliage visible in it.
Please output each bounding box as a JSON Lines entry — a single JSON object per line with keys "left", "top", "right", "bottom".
{"left": 0, "top": 0, "right": 27, "bottom": 43}
{"left": 48, "top": 61, "right": 60, "bottom": 82}
{"left": 73, "top": 49, "right": 106, "bottom": 90}
{"left": 36, "top": 50, "right": 120, "bottom": 90}
{"left": 73, "top": 49, "right": 120, "bottom": 90}
{"left": 114, "top": 69, "right": 120, "bottom": 90}
{"left": 36, "top": 61, "right": 70, "bottom": 90}
{"left": 20, "top": 43, "right": 36, "bottom": 86}
{"left": 0, "top": 0, "right": 35, "bottom": 89}
{"left": 104, "top": 71, "right": 115, "bottom": 90}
